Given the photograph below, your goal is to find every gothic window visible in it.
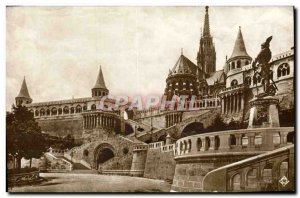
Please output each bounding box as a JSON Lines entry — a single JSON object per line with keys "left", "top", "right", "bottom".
{"left": 231, "top": 62, "right": 236, "bottom": 70}
{"left": 91, "top": 104, "right": 96, "bottom": 111}
{"left": 253, "top": 73, "right": 261, "bottom": 84}
{"left": 246, "top": 168, "right": 257, "bottom": 188}
{"left": 76, "top": 105, "right": 82, "bottom": 113}
{"left": 231, "top": 79, "right": 238, "bottom": 87}
{"left": 232, "top": 174, "right": 241, "bottom": 191}
{"left": 40, "top": 108, "right": 45, "bottom": 116}
{"left": 63, "top": 106, "right": 69, "bottom": 114}
{"left": 280, "top": 161, "right": 289, "bottom": 178}
{"left": 51, "top": 107, "right": 57, "bottom": 115}
{"left": 46, "top": 109, "right": 50, "bottom": 116}
{"left": 245, "top": 76, "right": 251, "bottom": 86}
{"left": 58, "top": 108, "right": 62, "bottom": 115}
{"left": 277, "top": 63, "right": 290, "bottom": 78}
{"left": 70, "top": 107, "right": 75, "bottom": 114}
{"left": 237, "top": 60, "right": 241, "bottom": 68}
{"left": 83, "top": 105, "right": 87, "bottom": 111}
{"left": 35, "top": 110, "right": 39, "bottom": 116}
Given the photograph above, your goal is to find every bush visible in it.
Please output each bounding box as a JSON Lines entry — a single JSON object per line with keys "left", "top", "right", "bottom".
{"left": 8, "top": 167, "right": 38, "bottom": 175}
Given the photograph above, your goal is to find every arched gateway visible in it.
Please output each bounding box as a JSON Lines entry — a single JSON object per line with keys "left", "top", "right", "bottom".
{"left": 94, "top": 143, "right": 115, "bottom": 170}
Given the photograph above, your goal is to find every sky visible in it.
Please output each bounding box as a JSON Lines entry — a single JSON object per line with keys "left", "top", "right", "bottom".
{"left": 6, "top": 6, "right": 294, "bottom": 110}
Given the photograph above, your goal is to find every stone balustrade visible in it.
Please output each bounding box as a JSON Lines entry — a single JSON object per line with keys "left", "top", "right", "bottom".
{"left": 161, "top": 144, "right": 175, "bottom": 153}
{"left": 133, "top": 144, "right": 149, "bottom": 151}
{"left": 148, "top": 141, "right": 164, "bottom": 149}
{"left": 174, "top": 127, "right": 294, "bottom": 157}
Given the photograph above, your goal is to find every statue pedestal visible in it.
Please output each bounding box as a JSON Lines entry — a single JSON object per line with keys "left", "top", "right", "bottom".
{"left": 248, "top": 96, "right": 280, "bottom": 128}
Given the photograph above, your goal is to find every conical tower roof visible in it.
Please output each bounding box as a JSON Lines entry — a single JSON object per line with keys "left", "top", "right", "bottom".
{"left": 17, "top": 77, "right": 31, "bottom": 99}
{"left": 93, "top": 66, "right": 107, "bottom": 89}
{"left": 229, "top": 26, "right": 250, "bottom": 60}
{"left": 170, "top": 51, "right": 198, "bottom": 75}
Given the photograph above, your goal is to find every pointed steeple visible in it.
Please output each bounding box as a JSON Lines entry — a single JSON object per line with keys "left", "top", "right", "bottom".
{"left": 17, "top": 77, "right": 31, "bottom": 99}
{"left": 203, "top": 6, "right": 210, "bottom": 37}
{"left": 15, "top": 76, "right": 32, "bottom": 106}
{"left": 229, "top": 26, "right": 250, "bottom": 59}
{"left": 92, "top": 66, "right": 109, "bottom": 98}
{"left": 93, "top": 66, "right": 107, "bottom": 89}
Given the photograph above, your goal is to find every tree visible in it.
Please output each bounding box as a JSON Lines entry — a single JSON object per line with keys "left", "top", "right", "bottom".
{"left": 7, "top": 105, "right": 48, "bottom": 170}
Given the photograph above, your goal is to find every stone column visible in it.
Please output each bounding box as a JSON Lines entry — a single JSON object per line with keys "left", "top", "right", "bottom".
{"left": 227, "top": 95, "right": 231, "bottom": 114}
{"left": 280, "top": 132, "right": 288, "bottom": 145}
{"left": 209, "top": 136, "right": 215, "bottom": 150}
{"left": 221, "top": 97, "right": 225, "bottom": 114}
{"left": 200, "top": 137, "right": 207, "bottom": 151}
{"left": 247, "top": 133, "right": 255, "bottom": 148}
{"left": 235, "top": 133, "right": 242, "bottom": 148}
{"left": 218, "top": 134, "right": 231, "bottom": 150}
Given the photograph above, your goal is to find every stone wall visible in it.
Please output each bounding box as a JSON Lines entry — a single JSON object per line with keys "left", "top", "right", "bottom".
{"left": 37, "top": 116, "right": 83, "bottom": 139}
{"left": 143, "top": 148, "right": 175, "bottom": 181}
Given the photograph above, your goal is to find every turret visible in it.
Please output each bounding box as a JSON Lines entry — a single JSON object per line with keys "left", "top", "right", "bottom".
{"left": 92, "top": 66, "right": 109, "bottom": 98}
{"left": 15, "top": 76, "right": 32, "bottom": 106}
{"left": 226, "top": 26, "right": 252, "bottom": 73}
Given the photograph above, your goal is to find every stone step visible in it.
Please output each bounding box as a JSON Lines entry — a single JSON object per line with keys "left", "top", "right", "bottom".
{"left": 73, "top": 163, "right": 90, "bottom": 170}
{"left": 70, "top": 169, "right": 99, "bottom": 174}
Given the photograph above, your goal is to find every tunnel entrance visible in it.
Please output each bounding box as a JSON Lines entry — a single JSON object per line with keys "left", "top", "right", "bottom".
{"left": 181, "top": 122, "right": 204, "bottom": 138}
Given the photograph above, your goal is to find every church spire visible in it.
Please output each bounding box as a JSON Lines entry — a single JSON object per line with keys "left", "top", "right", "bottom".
{"left": 203, "top": 6, "right": 210, "bottom": 37}
{"left": 92, "top": 66, "right": 109, "bottom": 97}
{"left": 15, "top": 76, "right": 32, "bottom": 106}
{"left": 197, "top": 6, "right": 216, "bottom": 75}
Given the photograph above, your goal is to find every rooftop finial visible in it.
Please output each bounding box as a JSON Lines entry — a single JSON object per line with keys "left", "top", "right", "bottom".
{"left": 181, "top": 48, "right": 183, "bottom": 55}
{"left": 239, "top": 26, "right": 241, "bottom": 30}
{"left": 205, "top": 6, "right": 209, "bottom": 13}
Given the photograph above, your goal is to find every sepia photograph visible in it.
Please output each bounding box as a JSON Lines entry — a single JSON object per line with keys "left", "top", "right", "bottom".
{"left": 5, "top": 5, "right": 295, "bottom": 193}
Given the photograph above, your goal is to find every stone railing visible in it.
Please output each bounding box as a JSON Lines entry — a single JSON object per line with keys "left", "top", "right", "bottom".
{"left": 220, "top": 84, "right": 245, "bottom": 94}
{"left": 203, "top": 144, "right": 294, "bottom": 192}
{"left": 8, "top": 171, "right": 40, "bottom": 186}
{"left": 148, "top": 141, "right": 164, "bottom": 149}
{"left": 44, "top": 152, "right": 72, "bottom": 171}
{"left": 174, "top": 127, "right": 294, "bottom": 157}
{"left": 133, "top": 144, "right": 149, "bottom": 151}
{"left": 161, "top": 144, "right": 175, "bottom": 153}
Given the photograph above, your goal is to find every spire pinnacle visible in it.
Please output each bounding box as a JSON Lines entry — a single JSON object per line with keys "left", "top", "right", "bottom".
{"left": 93, "top": 65, "right": 107, "bottom": 89}
{"left": 181, "top": 48, "right": 183, "bottom": 55}
{"left": 17, "top": 76, "right": 31, "bottom": 99}
{"left": 229, "top": 26, "right": 250, "bottom": 59}
{"left": 203, "top": 6, "right": 210, "bottom": 37}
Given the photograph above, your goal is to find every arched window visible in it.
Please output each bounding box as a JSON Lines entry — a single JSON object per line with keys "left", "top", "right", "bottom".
{"left": 35, "top": 110, "right": 39, "bottom": 117}
{"left": 232, "top": 174, "right": 241, "bottom": 191}
{"left": 91, "top": 104, "right": 97, "bottom": 111}
{"left": 245, "top": 76, "right": 251, "bottom": 86}
{"left": 231, "top": 79, "right": 238, "bottom": 87}
{"left": 83, "top": 105, "right": 87, "bottom": 111}
{"left": 40, "top": 108, "right": 45, "bottom": 116}
{"left": 63, "top": 106, "right": 69, "bottom": 114}
{"left": 51, "top": 107, "right": 57, "bottom": 115}
{"left": 58, "top": 108, "right": 62, "bottom": 115}
{"left": 231, "top": 62, "right": 236, "bottom": 70}
{"left": 277, "top": 63, "right": 290, "bottom": 78}
{"left": 246, "top": 168, "right": 257, "bottom": 189}
{"left": 237, "top": 60, "right": 241, "bottom": 68}
{"left": 70, "top": 107, "right": 75, "bottom": 114}
{"left": 245, "top": 60, "right": 249, "bottom": 65}
{"left": 46, "top": 109, "right": 50, "bottom": 116}
{"left": 253, "top": 73, "right": 261, "bottom": 84}
{"left": 76, "top": 105, "right": 82, "bottom": 113}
